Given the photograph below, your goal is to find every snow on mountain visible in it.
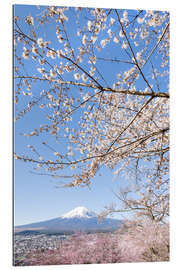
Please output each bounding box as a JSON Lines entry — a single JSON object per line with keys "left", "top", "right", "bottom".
{"left": 61, "top": 206, "right": 96, "bottom": 219}
{"left": 15, "top": 206, "right": 123, "bottom": 233}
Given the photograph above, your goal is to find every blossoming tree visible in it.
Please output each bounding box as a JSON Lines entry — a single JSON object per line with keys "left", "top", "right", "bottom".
{"left": 14, "top": 6, "right": 169, "bottom": 223}
{"left": 18, "top": 223, "right": 169, "bottom": 265}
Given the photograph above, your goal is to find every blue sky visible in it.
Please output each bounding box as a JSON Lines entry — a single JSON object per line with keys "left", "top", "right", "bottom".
{"left": 14, "top": 160, "right": 124, "bottom": 225}
{"left": 13, "top": 4, "right": 169, "bottom": 226}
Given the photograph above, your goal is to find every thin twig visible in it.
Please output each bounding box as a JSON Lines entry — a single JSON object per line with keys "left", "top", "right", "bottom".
{"left": 115, "top": 9, "right": 155, "bottom": 94}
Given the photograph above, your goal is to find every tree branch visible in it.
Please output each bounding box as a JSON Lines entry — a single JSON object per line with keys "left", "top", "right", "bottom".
{"left": 15, "top": 76, "right": 169, "bottom": 98}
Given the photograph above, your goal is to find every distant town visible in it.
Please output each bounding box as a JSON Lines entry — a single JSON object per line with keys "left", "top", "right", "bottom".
{"left": 14, "top": 233, "right": 68, "bottom": 266}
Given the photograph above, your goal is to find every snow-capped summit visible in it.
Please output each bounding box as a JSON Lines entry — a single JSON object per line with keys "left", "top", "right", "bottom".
{"left": 15, "top": 206, "right": 123, "bottom": 233}
{"left": 61, "top": 206, "right": 96, "bottom": 219}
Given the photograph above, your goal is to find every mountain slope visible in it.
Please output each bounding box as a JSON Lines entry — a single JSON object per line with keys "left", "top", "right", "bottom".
{"left": 15, "top": 206, "right": 123, "bottom": 233}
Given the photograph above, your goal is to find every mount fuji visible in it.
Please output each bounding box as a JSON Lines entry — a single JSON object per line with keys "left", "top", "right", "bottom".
{"left": 15, "top": 206, "right": 123, "bottom": 234}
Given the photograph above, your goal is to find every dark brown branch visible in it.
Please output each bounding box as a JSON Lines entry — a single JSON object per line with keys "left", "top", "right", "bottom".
{"left": 126, "top": 10, "right": 144, "bottom": 26}
{"left": 15, "top": 76, "right": 169, "bottom": 98}
{"left": 15, "top": 127, "right": 169, "bottom": 166}
{"left": 96, "top": 57, "right": 134, "bottom": 65}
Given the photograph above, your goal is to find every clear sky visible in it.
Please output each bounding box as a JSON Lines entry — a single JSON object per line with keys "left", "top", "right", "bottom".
{"left": 13, "top": 4, "right": 168, "bottom": 226}
{"left": 14, "top": 160, "right": 125, "bottom": 225}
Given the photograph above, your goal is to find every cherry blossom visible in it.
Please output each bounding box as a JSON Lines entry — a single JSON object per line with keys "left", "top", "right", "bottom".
{"left": 20, "top": 221, "right": 169, "bottom": 266}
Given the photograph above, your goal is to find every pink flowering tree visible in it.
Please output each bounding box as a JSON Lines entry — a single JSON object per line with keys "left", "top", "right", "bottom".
{"left": 24, "top": 233, "right": 123, "bottom": 265}
{"left": 23, "top": 222, "right": 169, "bottom": 266}
{"left": 14, "top": 6, "right": 169, "bottom": 222}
